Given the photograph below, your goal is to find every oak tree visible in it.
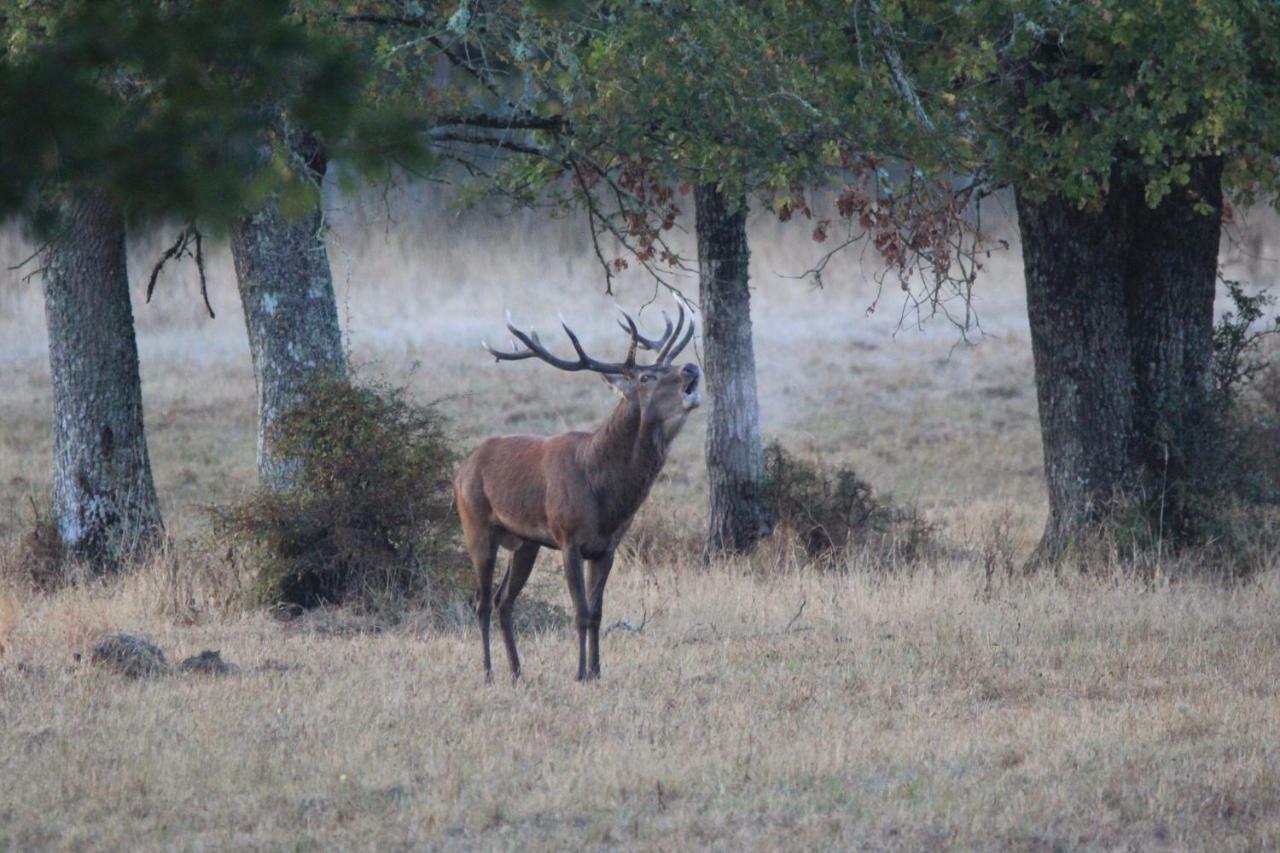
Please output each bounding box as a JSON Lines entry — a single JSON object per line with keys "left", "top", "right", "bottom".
{"left": 883, "top": 0, "right": 1280, "bottom": 557}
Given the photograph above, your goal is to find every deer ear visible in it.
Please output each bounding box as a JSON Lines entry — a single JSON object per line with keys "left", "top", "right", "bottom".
{"left": 601, "top": 372, "right": 634, "bottom": 397}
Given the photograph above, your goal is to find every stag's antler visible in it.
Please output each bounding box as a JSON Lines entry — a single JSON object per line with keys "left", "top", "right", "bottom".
{"left": 484, "top": 311, "right": 638, "bottom": 374}
{"left": 655, "top": 304, "right": 695, "bottom": 364}
{"left": 616, "top": 308, "right": 672, "bottom": 352}
{"left": 615, "top": 303, "right": 695, "bottom": 364}
{"left": 486, "top": 306, "right": 695, "bottom": 372}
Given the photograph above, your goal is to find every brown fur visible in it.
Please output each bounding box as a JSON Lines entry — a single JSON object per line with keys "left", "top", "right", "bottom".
{"left": 455, "top": 360, "right": 700, "bottom": 681}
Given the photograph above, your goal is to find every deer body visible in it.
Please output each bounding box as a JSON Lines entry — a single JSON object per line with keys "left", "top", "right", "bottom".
{"left": 456, "top": 309, "right": 699, "bottom": 681}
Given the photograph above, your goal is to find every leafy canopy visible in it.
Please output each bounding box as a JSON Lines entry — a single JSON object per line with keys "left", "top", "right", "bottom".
{"left": 884, "top": 0, "right": 1280, "bottom": 208}
{"left": 0, "top": 0, "right": 428, "bottom": 229}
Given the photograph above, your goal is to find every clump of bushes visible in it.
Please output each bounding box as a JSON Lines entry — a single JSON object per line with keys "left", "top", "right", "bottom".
{"left": 1107, "top": 281, "right": 1280, "bottom": 576}
{"left": 1194, "top": 354, "right": 1280, "bottom": 574}
{"left": 216, "top": 376, "right": 466, "bottom": 614}
{"left": 1209, "top": 283, "right": 1280, "bottom": 505}
{"left": 1, "top": 501, "right": 74, "bottom": 592}
{"left": 762, "top": 441, "right": 936, "bottom": 567}
{"left": 1168, "top": 283, "right": 1280, "bottom": 572}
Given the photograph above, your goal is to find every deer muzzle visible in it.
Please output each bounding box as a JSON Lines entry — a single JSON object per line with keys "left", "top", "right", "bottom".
{"left": 681, "top": 363, "right": 702, "bottom": 411}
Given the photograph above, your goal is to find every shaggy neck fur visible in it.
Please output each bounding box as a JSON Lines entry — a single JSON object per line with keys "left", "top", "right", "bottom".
{"left": 584, "top": 397, "right": 680, "bottom": 531}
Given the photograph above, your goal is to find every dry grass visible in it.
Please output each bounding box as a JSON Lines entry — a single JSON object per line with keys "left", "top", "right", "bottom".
{"left": 1, "top": 187, "right": 1278, "bottom": 848}
{"left": 3, "top": 560, "right": 1279, "bottom": 849}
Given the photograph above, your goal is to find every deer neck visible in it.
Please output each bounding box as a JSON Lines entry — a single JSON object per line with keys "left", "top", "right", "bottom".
{"left": 585, "top": 398, "right": 670, "bottom": 526}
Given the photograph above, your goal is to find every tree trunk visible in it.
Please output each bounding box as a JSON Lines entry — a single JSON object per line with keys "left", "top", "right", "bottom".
{"left": 1016, "top": 158, "right": 1223, "bottom": 560}
{"left": 1122, "top": 157, "right": 1224, "bottom": 541}
{"left": 696, "top": 184, "right": 774, "bottom": 556}
{"left": 42, "top": 190, "right": 164, "bottom": 570}
{"left": 229, "top": 136, "right": 346, "bottom": 491}
{"left": 1016, "top": 182, "right": 1139, "bottom": 555}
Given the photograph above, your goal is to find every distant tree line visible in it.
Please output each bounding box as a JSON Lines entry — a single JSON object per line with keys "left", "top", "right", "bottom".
{"left": 3, "top": 0, "right": 1278, "bottom": 571}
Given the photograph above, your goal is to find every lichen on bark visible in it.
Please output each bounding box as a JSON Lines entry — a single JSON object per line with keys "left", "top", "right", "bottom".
{"left": 42, "top": 189, "right": 164, "bottom": 570}
{"left": 697, "top": 184, "right": 774, "bottom": 557}
{"left": 229, "top": 131, "right": 347, "bottom": 492}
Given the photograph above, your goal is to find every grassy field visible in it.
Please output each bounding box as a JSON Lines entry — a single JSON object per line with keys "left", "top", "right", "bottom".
{"left": 1, "top": 189, "right": 1278, "bottom": 849}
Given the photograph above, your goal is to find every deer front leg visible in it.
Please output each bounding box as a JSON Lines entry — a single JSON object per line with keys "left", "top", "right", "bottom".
{"left": 586, "top": 551, "right": 616, "bottom": 680}
{"left": 561, "top": 547, "right": 590, "bottom": 681}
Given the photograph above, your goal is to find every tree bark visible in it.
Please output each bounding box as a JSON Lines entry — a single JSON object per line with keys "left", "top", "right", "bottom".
{"left": 1123, "top": 157, "right": 1223, "bottom": 540}
{"left": 229, "top": 136, "right": 346, "bottom": 491}
{"left": 696, "top": 184, "right": 774, "bottom": 556}
{"left": 1017, "top": 182, "right": 1138, "bottom": 555}
{"left": 1016, "top": 158, "right": 1223, "bottom": 560}
{"left": 42, "top": 190, "right": 164, "bottom": 570}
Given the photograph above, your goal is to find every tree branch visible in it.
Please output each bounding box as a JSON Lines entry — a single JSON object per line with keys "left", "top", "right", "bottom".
{"left": 146, "top": 224, "right": 214, "bottom": 318}
{"left": 428, "top": 129, "right": 550, "bottom": 158}
{"left": 863, "top": 0, "right": 935, "bottom": 132}
{"left": 433, "top": 111, "right": 566, "bottom": 132}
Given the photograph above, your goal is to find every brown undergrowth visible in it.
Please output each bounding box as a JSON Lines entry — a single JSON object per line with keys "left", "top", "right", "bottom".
{"left": 762, "top": 440, "right": 939, "bottom": 568}
{"left": 213, "top": 376, "right": 467, "bottom": 615}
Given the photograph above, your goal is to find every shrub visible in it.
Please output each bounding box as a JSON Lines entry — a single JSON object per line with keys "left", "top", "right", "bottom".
{"left": 1195, "top": 351, "right": 1280, "bottom": 575}
{"left": 761, "top": 441, "right": 936, "bottom": 567}
{"left": 1, "top": 500, "right": 71, "bottom": 592}
{"left": 1215, "top": 352, "right": 1280, "bottom": 504}
{"left": 1130, "top": 281, "right": 1280, "bottom": 574}
{"left": 1203, "top": 281, "right": 1278, "bottom": 511}
{"left": 215, "top": 376, "right": 466, "bottom": 614}
{"left": 1213, "top": 279, "right": 1277, "bottom": 408}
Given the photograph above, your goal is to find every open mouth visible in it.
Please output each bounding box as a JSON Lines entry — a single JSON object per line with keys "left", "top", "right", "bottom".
{"left": 681, "top": 366, "right": 702, "bottom": 409}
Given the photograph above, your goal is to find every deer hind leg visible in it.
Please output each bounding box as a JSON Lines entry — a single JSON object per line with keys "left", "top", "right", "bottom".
{"left": 496, "top": 540, "right": 539, "bottom": 681}
{"left": 561, "top": 547, "right": 590, "bottom": 682}
{"left": 585, "top": 551, "right": 616, "bottom": 680}
{"left": 466, "top": 529, "right": 500, "bottom": 683}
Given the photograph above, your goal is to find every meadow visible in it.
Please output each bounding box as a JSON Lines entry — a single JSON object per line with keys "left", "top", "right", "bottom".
{"left": 1, "top": 185, "right": 1277, "bottom": 849}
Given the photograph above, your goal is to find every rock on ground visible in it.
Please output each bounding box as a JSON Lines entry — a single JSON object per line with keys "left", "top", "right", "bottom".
{"left": 90, "top": 634, "right": 169, "bottom": 678}
{"left": 178, "top": 650, "right": 238, "bottom": 675}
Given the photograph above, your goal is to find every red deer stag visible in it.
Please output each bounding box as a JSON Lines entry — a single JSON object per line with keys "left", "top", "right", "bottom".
{"left": 455, "top": 307, "right": 700, "bottom": 681}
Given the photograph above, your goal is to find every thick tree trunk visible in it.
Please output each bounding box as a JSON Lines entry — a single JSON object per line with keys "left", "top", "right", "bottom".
{"left": 230, "top": 138, "right": 346, "bottom": 491}
{"left": 1016, "top": 183, "right": 1138, "bottom": 554}
{"left": 1123, "top": 158, "right": 1224, "bottom": 539}
{"left": 42, "top": 190, "right": 164, "bottom": 570}
{"left": 1016, "top": 158, "right": 1223, "bottom": 559}
{"left": 696, "top": 184, "right": 774, "bottom": 556}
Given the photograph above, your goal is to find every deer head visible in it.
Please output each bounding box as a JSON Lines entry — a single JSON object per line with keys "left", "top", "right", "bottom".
{"left": 605, "top": 308, "right": 702, "bottom": 434}
{"left": 486, "top": 304, "right": 700, "bottom": 441}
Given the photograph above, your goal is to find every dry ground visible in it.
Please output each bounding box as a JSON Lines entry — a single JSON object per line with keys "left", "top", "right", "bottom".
{"left": 1, "top": 188, "right": 1278, "bottom": 849}
{"left": 4, "top": 562, "right": 1280, "bottom": 849}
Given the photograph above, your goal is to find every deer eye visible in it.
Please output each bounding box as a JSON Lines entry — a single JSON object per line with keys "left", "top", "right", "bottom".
{"left": 640, "top": 374, "right": 654, "bottom": 383}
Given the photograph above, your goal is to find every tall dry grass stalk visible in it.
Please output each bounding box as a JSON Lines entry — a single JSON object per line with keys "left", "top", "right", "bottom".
{"left": 0, "top": 587, "right": 17, "bottom": 655}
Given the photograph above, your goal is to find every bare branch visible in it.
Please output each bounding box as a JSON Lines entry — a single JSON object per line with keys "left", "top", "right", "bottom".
{"left": 433, "top": 112, "right": 566, "bottom": 132}
{"left": 428, "top": 130, "right": 549, "bottom": 158}
{"left": 784, "top": 599, "right": 807, "bottom": 633}
{"left": 146, "top": 230, "right": 189, "bottom": 303}
{"left": 604, "top": 604, "right": 648, "bottom": 637}
{"left": 8, "top": 240, "right": 51, "bottom": 272}
{"left": 146, "top": 224, "right": 214, "bottom": 318}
